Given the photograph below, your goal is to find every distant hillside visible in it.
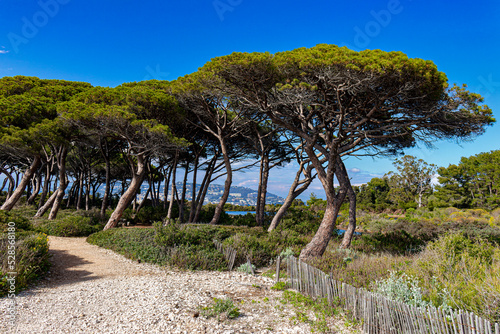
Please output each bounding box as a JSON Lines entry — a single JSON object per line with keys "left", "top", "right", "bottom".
{"left": 132, "top": 182, "right": 285, "bottom": 206}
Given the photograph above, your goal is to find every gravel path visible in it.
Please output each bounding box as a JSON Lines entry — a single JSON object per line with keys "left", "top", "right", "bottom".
{"left": 0, "top": 236, "right": 357, "bottom": 333}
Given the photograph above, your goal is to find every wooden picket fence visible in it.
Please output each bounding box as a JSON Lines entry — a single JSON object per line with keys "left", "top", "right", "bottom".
{"left": 286, "top": 256, "right": 499, "bottom": 334}
{"left": 213, "top": 239, "right": 237, "bottom": 271}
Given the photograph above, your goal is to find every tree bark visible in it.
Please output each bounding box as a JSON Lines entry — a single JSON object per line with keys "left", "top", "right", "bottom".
{"left": 299, "top": 193, "right": 346, "bottom": 259}
{"left": 336, "top": 158, "right": 357, "bottom": 249}
{"left": 27, "top": 169, "right": 42, "bottom": 205}
{"left": 38, "top": 161, "right": 52, "bottom": 209}
{"left": 85, "top": 167, "right": 91, "bottom": 211}
{"left": 135, "top": 186, "right": 150, "bottom": 214}
{"left": 1, "top": 156, "right": 41, "bottom": 211}
{"left": 34, "top": 189, "right": 58, "bottom": 218}
{"left": 76, "top": 172, "right": 84, "bottom": 210}
{"left": 101, "top": 153, "right": 111, "bottom": 217}
{"left": 268, "top": 162, "right": 314, "bottom": 231}
{"left": 163, "top": 165, "right": 172, "bottom": 210}
{"left": 179, "top": 162, "right": 189, "bottom": 223}
{"left": 48, "top": 146, "right": 69, "bottom": 220}
{"left": 0, "top": 178, "right": 7, "bottom": 193}
{"left": 104, "top": 154, "right": 147, "bottom": 230}
{"left": 299, "top": 146, "right": 345, "bottom": 259}
{"left": 256, "top": 154, "right": 269, "bottom": 226}
{"left": 0, "top": 166, "right": 15, "bottom": 201}
{"left": 188, "top": 156, "right": 199, "bottom": 223}
{"left": 192, "top": 154, "right": 217, "bottom": 223}
{"left": 167, "top": 153, "right": 178, "bottom": 221}
{"left": 210, "top": 139, "right": 231, "bottom": 225}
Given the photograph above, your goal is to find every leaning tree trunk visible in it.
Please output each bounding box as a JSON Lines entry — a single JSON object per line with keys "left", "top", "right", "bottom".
{"left": 76, "top": 172, "right": 84, "bottom": 210}
{"left": 104, "top": 154, "right": 147, "bottom": 230}
{"left": 210, "top": 140, "right": 232, "bottom": 225}
{"left": 178, "top": 162, "right": 189, "bottom": 223}
{"left": 38, "top": 162, "right": 52, "bottom": 209}
{"left": 100, "top": 158, "right": 111, "bottom": 218}
{"left": 256, "top": 154, "right": 270, "bottom": 226}
{"left": 1, "top": 155, "right": 41, "bottom": 211}
{"left": 268, "top": 162, "right": 314, "bottom": 231}
{"left": 27, "top": 170, "right": 42, "bottom": 205}
{"left": 166, "top": 153, "right": 178, "bottom": 221}
{"left": 188, "top": 155, "right": 199, "bottom": 223}
{"left": 336, "top": 157, "right": 357, "bottom": 249}
{"left": 299, "top": 149, "right": 346, "bottom": 260}
{"left": 0, "top": 166, "right": 16, "bottom": 202}
{"left": 34, "top": 190, "right": 58, "bottom": 218}
{"left": 162, "top": 165, "right": 172, "bottom": 210}
{"left": 48, "top": 147, "right": 69, "bottom": 220}
{"left": 192, "top": 154, "right": 217, "bottom": 223}
{"left": 299, "top": 192, "right": 346, "bottom": 259}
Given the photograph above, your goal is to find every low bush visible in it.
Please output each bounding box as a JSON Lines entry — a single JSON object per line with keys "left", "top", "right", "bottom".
{"left": 199, "top": 298, "right": 240, "bottom": 320}
{"left": 223, "top": 228, "right": 309, "bottom": 267}
{"left": 0, "top": 210, "right": 32, "bottom": 232}
{"left": 87, "top": 228, "right": 168, "bottom": 264}
{"left": 404, "top": 232, "right": 500, "bottom": 322}
{"left": 34, "top": 215, "right": 103, "bottom": 237}
{"left": 0, "top": 232, "right": 50, "bottom": 297}
{"left": 310, "top": 242, "right": 409, "bottom": 289}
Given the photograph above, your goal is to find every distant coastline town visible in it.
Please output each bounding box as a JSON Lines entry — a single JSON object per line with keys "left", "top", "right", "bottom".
{"left": 122, "top": 182, "right": 285, "bottom": 206}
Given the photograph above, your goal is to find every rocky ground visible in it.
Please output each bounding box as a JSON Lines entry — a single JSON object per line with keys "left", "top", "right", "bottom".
{"left": 0, "top": 236, "right": 360, "bottom": 333}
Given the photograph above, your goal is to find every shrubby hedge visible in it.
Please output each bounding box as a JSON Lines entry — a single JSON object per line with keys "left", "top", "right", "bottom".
{"left": 0, "top": 211, "right": 50, "bottom": 297}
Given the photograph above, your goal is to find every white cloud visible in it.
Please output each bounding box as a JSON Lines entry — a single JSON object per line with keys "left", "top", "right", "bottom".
{"left": 0, "top": 50, "right": 9, "bottom": 54}
{"left": 349, "top": 167, "right": 361, "bottom": 173}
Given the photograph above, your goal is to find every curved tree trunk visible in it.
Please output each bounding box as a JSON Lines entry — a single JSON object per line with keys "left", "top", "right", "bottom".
{"left": 210, "top": 140, "right": 231, "bottom": 225}
{"left": 192, "top": 154, "right": 217, "bottom": 223}
{"left": 104, "top": 154, "right": 147, "bottom": 230}
{"left": 38, "top": 162, "right": 52, "bottom": 210}
{"left": 167, "top": 153, "right": 178, "bottom": 221}
{"left": 76, "top": 172, "right": 83, "bottom": 210}
{"left": 268, "top": 162, "right": 314, "bottom": 231}
{"left": 162, "top": 165, "right": 172, "bottom": 210}
{"left": 188, "top": 156, "right": 199, "bottom": 223}
{"left": 34, "top": 189, "right": 58, "bottom": 218}
{"left": 1, "top": 155, "right": 41, "bottom": 211}
{"left": 299, "top": 192, "right": 346, "bottom": 259}
{"left": 0, "top": 166, "right": 15, "bottom": 200}
{"left": 100, "top": 155, "right": 111, "bottom": 217}
{"left": 27, "top": 170, "right": 42, "bottom": 205}
{"left": 179, "top": 162, "right": 189, "bottom": 223}
{"left": 48, "top": 147, "right": 69, "bottom": 220}
{"left": 256, "top": 154, "right": 269, "bottom": 226}
{"left": 0, "top": 178, "right": 7, "bottom": 193}
{"left": 299, "top": 147, "right": 345, "bottom": 260}
{"left": 336, "top": 158, "right": 357, "bottom": 249}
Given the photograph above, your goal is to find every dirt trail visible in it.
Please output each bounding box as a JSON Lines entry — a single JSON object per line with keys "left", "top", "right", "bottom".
{"left": 46, "top": 236, "right": 148, "bottom": 284}
{"left": 0, "top": 236, "right": 356, "bottom": 334}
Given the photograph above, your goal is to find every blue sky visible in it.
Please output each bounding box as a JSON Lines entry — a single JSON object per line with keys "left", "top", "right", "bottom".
{"left": 1, "top": 0, "right": 499, "bottom": 200}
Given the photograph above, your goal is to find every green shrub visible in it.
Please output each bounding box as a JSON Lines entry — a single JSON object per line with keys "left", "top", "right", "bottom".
{"left": 236, "top": 262, "right": 256, "bottom": 274}
{"left": 374, "top": 271, "right": 431, "bottom": 308}
{"left": 223, "top": 228, "right": 308, "bottom": 267}
{"left": 87, "top": 228, "right": 168, "bottom": 264}
{"left": 199, "top": 298, "right": 240, "bottom": 320}
{"left": 404, "top": 232, "right": 500, "bottom": 322}
{"left": 0, "top": 232, "right": 50, "bottom": 297}
{"left": 34, "top": 215, "right": 102, "bottom": 237}
{"left": 0, "top": 210, "right": 32, "bottom": 232}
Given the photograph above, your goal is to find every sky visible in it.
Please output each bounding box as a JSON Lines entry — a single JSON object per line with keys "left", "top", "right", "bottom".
{"left": 1, "top": 0, "right": 499, "bottom": 200}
